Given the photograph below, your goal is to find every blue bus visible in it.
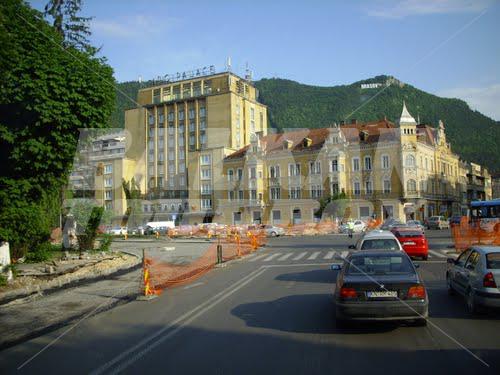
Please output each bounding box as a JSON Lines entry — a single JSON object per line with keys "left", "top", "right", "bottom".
{"left": 470, "top": 199, "right": 500, "bottom": 230}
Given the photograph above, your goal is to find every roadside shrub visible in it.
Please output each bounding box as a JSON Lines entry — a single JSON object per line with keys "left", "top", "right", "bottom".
{"left": 0, "top": 274, "right": 7, "bottom": 287}
{"left": 77, "top": 206, "right": 104, "bottom": 251}
{"left": 24, "top": 242, "right": 53, "bottom": 263}
{"left": 98, "top": 234, "right": 113, "bottom": 252}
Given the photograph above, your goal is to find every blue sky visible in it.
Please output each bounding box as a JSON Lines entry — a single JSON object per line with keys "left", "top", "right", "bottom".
{"left": 30, "top": 0, "right": 500, "bottom": 120}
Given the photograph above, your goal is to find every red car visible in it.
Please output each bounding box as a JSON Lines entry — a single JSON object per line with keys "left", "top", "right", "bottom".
{"left": 391, "top": 227, "right": 429, "bottom": 260}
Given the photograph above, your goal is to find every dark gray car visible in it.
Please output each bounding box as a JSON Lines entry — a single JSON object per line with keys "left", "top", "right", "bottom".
{"left": 332, "top": 250, "right": 428, "bottom": 326}
{"left": 446, "top": 246, "right": 500, "bottom": 314}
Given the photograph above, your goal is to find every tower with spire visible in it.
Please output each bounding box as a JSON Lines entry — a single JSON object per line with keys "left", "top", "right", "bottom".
{"left": 398, "top": 101, "right": 417, "bottom": 136}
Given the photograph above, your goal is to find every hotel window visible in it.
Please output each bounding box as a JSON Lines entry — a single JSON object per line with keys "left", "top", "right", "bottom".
{"left": 168, "top": 151, "right": 175, "bottom": 161}
{"left": 365, "top": 180, "right": 373, "bottom": 194}
{"left": 178, "top": 109, "right": 185, "bottom": 121}
{"left": 233, "top": 211, "right": 242, "bottom": 224}
{"left": 201, "top": 199, "right": 212, "bottom": 209}
{"left": 158, "top": 127, "right": 164, "bottom": 137}
{"left": 310, "top": 185, "right": 323, "bottom": 198}
{"left": 200, "top": 119, "right": 206, "bottom": 130}
{"left": 382, "top": 155, "right": 390, "bottom": 169}
{"left": 201, "top": 184, "right": 211, "bottom": 194}
{"left": 148, "top": 128, "right": 155, "bottom": 138}
{"left": 228, "top": 169, "right": 234, "bottom": 181}
{"left": 179, "top": 149, "right": 185, "bottom": 160}
{"left": 250, "top": 190, "right": 257, "bottom": 200}
{"left": 289, "top": 187, "right": 301, "bottom": 199}
{"left": 179, "top": 162, "right": 185, "bottom": 171}
{"left": 229, "top": 191, "right": 235, "bottom": 201}
{"left": 104, "top": 177, "right": 112, "bottom": 188}
{"left": 272, "top": 210, "right": 281, "bottom": 224}
{"left": 188, "top": 108, "right": 195, "bottom": 119}
{"left": 269, "top": 165, "right": 280, "bottom": 178}
{"left": 199, "top": 106, "right": 206, "bottom": 118}
{"left": 407, "top": 179, "right": 417, "bottom": 193}
{"left": 201, "top": 169, "right": 211, "bottom": 179}
{"left": 167, "top": 111, "right": 174, "bottom": 122}
{"left": 173, "top": 85, "right": 180, "bottom": 99}
{"left": 105, "top": 190, "right": 112, "bottom": 200}
{"left": 200, "top": 154, "right": 211, "bottom": 165}
{"left": 353, "top": 181, "right": 361, "bottom": 196}
{"left": 189, "top": 121, "right": 195, "bottom": 132}
{"left": 332, "top": 182, "right": 339, "bottom": 195}
{"left": 179, "top": 137, "right": 185, "bottom": 147}
{"left": 200, "top": 134, "right": 207, "bottom": 145}
{"left": 249, "top": 167, "right": 256, "bottom": 179}
{"left": 405, "top": 154, "right": 416, "bottom": 167}
{"left": 168, "top": 124, "right": 175, "bottom": 135}
{"left": 168, "top": 138, "right": 174, "bottom": 147}
{"left": 168, "top": 164, "right": 175, "bottom": 173}
{"left": 148, "top": 166, "right": 154, "bottom": 175}
{"left": 359, "top": 206, "right": 370, "bottom": 218}
{"left": 237, "top": 168, "right": 243, "bottom": 181}
{"left": 270, "top": 187, "right": 281, "bottom": 200}
{"left": 104, "top": 164, "right": 112, "bottom": 174}
{"left": 178, "top": 123, "right": 185, "bottom": 134}
{"left": 105, "top": 202, "right": 113, "bottom": 210}
{"left": 158, "top": 179, "right": 163, "bottom": 188}
{"left": 364, "top": 156, "right": 372, "bottom": 170}
{"left": 158, "top": 112, "right": 164, "bottom": 124}
{"left": 310, "top": 161, "right": 321, "bottom": 175}
{"left": 238, "top": 190, "right": 244, "bottom": 200}
{"left": 352, "top": 157, "right": 360, "bottom": 171}
{"left": 189, "top": 135, "right": 195, "bottom": 146}
{"left": 158, "top": 153, "right": 164, "bottom": 162}
{"left": 331, "top": 159, "right": 338, "bottom": 172}
{"left": 179, "top": 176, "right": 185, "bottom": 186}
{"left": 183, "top": 84, "right": 191, "bottom": 98}
{"left": 289, "top": 163, "right": 301, "bottom": 176}
{"left": 383, "top": 179, "right": 391, "bottom": 194}
{"left": 148, "top": 113, "right": 154, "bottom": 125}
{"left": 260, "top": 112, "right": 263, "bottom": 128}
{"left": 169, "top": 178, "right": 174, "bottom": 188}
{"left": 193, "top": 81, "right": 201, "bottom": 96}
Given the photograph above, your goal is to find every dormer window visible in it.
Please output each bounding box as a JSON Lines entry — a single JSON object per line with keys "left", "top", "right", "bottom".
{"left": 359, "top": 131, "right": 369, "bottom": 141}
{"left": 303, "top": 137, "right": 312, "bottom": 147}
{"left": 284, "top": 139, "right": 293, "bottom": 150}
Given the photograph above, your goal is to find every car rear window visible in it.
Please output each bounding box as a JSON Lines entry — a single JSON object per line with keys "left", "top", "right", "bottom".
{"left": 346, "top": 255, "right": 414, "bottom": 275}
{"left": 394, "top": 231, "right": 423, "bottom": 238}
{"left": 361, "top": 239, "right": 399, "bottom": 250}
{"left": 486, "top": 253, "right": 500, "bottom": 269}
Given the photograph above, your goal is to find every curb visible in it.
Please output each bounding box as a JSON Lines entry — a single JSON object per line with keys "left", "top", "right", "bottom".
{"left": 0, "top": 253, "right": 141, "bottom": 307}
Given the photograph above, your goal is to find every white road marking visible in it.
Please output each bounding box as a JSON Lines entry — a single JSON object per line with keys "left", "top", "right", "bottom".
{"left": 91, "top": 267, "right": 268, "bottom": 375}
{"left": 340, "top": 251, "right": 349, "bottom": 259}
{"left": 308, "top": 251, "right": 321, "bottom": 260}
{"left": 324, "top": 251, "right": 335, "bottom": 259}
{"left": 292, "top": 252, "right": 307, "bottom": 261}
{"left": 182, "top": 282, "right": 204, "bottom": 290}
{"left": 429, "top": 250, "right": 447, "bottom": 258}
{"left": 248, "top": 254, "right": 269, "bottom": 262}
{"left": 263, "top": 253, "right": 282, "bottom": 262}
{"left": 278, "top": 253, "right": 293, "bottom": 261}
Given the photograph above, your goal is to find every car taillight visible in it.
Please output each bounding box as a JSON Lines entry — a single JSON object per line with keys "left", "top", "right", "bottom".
{"left": 483, "top": 272, "right": 497, "bottom": 288}
{"left": 340, "top": 287, "right": 357, "bottom": 299}
{"left": 407, "top": 285, "right": 426, "bottom": 299}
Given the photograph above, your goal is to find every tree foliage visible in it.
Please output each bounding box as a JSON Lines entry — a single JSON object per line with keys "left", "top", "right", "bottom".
{"left": 0, "top": 0, "right": 115, "bottom": 257}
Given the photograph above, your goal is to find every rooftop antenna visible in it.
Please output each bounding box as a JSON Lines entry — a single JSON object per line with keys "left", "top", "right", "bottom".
{"left": 245, "top": 62, "right": 253, "bottom": 81}
{"left": 226, "top": 56, "right": 232, "bottom": 72}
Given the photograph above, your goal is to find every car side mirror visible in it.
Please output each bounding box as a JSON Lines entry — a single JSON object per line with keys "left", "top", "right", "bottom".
{"left": 413, "top": 263, "right": 420, "bottom": 269}
{"left": 331, "top": 264, "right": 342, "bottom": 271}
{"left": 446, "top": 258, "right": 456, "bottom": 265}
{"left": 348, "top": 245, "right": 356, "bottom": 249}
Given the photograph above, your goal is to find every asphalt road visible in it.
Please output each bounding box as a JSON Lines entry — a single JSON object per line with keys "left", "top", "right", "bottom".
{"left": 1, "top": 230, "right": 499, "bottom": 375}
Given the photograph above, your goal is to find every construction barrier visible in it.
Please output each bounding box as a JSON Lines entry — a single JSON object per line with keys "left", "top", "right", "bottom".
{"left": 141, "top": 229, "right": 267, "bottom": 294}
{"left": 451, "top": 217, "right": 500, "bottom": 252}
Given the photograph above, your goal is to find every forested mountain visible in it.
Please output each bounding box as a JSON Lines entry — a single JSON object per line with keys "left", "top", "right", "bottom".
{"left": 112, "top": 75, "right": 500, "bottom": 173}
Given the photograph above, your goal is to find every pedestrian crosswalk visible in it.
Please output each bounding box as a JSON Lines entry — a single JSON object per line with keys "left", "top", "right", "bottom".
{"left": 246, "top": 249, "right": 454, "bottom": 263}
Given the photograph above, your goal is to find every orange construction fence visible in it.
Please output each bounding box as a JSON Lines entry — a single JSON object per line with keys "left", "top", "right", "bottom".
{"left": 451, "top": 217, "right": 500, "bottom": 252}
{"left": 140, "top": 230, "right": 266, "bottom": 295}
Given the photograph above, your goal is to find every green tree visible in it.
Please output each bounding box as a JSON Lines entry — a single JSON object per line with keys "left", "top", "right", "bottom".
{"left": 122, "top": 178, "right": 143, "bottom": 228}
{"left": 0, "top": 0, "right": 115, "bottom": 257}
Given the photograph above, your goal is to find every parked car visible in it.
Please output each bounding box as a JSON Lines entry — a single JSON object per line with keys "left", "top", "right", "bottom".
{"left": 262, "top": 224, "right": 285, "bottom": 237}
{"left": 426, "top": 216, "right": 450, "bottom": 230}
{"left": 106, "top": 226, "right": 127, "bottom": 235}
{"left": 332, "top": 250, "right": 428, "bottom": 326}
{"left": 446, "top": 246, "right": 500, "bottom": 313}
{"left": 340, "top": 220, "right": 367, "bottom": 234}
{"left": 380, "top": 218, "right": 405, "bottom": 231}
{"left": 127, "top": 226, "right": 145, "bottom": 235}
{"left": 351, "top": 230, "right": 404, "bottom": 251}
{"left": 391, "top": 227, "right": 428, "bottom": 260}
{"left": 407, "top": 220, "right": 425, "bottom": 232}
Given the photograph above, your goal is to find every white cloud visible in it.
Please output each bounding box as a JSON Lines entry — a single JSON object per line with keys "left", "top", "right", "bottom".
{"left": 91, "top": 15, "right": 180, "bottom": 39}
{"left": 366, "top": 0, "right": 492, "bottom": 19}
{"left": 438, "top": 84, "right": 500, "bottom": 120}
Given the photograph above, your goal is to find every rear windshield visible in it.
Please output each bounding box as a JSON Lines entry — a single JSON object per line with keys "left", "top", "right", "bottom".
{"left": 361, "top": 239, "right": 399, "bottom": 250}
{"left": 346, "top": 255, "right": 414, "bottom": 275}
{"left": 486, "top": 253, "right": 500, "bottom": 269}
{"left": 395, "top": 231, "right": 423, "bottom": 238}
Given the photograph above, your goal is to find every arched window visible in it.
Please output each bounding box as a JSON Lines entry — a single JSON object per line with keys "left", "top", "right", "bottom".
{"left": 407, "top": 179, "right": 417, "bottom": 193}
{"left": 405, "top": 154, "right": 416, "bottom": 167}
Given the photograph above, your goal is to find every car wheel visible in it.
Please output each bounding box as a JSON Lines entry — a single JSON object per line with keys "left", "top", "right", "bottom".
{"left": 446, "top": 274, "right": 455, "bottom": 296}
{"left": 270, "top": 231, "right": 277, "bottom": 237}
{"left": 466, "top": 288, "right": 479, "bottom": 314}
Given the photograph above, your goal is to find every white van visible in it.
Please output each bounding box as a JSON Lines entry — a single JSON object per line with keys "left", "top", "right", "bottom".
{"left": 145, "top": 221, "right": 175, "bottom": 234}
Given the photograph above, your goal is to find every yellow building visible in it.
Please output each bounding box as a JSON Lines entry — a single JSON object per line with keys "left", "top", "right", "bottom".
{"left": 124, "top": 70, "right": 268, "bottom": 224}
{"left": 220, "top": 103, "right": 486, "bottom": 225}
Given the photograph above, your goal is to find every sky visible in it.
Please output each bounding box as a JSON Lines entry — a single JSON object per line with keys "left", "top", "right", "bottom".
{"left": 30, "top": 0, "right": 500, "bottom": 120}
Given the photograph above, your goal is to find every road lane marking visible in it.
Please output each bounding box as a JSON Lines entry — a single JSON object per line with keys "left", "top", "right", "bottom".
{"left": 292, "top": 252, "right": 307, "bottom": 261}
{"left": 182, "top": 282, "right": 203, "bottom": 290}
{"left": 324, "top": 251, "right": 335, "bottom": 259}
{"left": 263, "top": 253, "right": 282, "bottom": 262}
{"left": 91, "top": 266, "right": 268, "bottom": 375}
{"left": 248, "top": 254, "right": 268, "bottom": 262}
{"left": 340, "top": 251, "right": 349, "bottom": 259}
{"left": 277, "top": 253, "right": 293, "bottom": 261}
{"left": 308, "top": 251, "right": 320, "bottom": 260}
{"left": 429, "top": 250, "right": 447, "bottom": 258}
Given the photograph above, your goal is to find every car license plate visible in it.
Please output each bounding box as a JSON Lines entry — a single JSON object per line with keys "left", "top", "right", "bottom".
{"left": 367, "top": 291, "right": 397, "bottom": 298}
{"left": 403, "top": 241, "right": 416, "bottom": 245}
